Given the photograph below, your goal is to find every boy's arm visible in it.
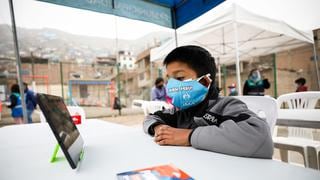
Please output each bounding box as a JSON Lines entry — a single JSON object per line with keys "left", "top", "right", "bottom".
{"left": 190, "top": 98, "right": 273, "bottom": 158}
{"left": 143, "top": 108, "right": 178, "bottom": 136}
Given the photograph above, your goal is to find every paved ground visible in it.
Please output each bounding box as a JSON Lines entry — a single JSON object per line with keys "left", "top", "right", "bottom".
{"left": 0, "top": 106, "right": 307, "bottom": 168}
{"left": 0, "top": 106, "right": 144, "bottom": 126}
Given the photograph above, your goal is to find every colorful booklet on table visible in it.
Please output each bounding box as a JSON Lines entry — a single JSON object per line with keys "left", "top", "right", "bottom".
{"left": 116, "top": 164, "right": 194, "bottom": 180}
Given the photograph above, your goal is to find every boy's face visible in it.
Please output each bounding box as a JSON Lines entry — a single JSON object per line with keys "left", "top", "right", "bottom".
{"left": 166, "top": 61, "right": 197, "bottom": 81}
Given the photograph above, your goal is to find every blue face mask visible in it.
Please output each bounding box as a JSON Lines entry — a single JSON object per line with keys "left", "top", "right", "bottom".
{"left": 250, "top": 71, "right": 261, "bottom": 82}
{"left": 166, "top": 74, "right": 211, "bottom": 110}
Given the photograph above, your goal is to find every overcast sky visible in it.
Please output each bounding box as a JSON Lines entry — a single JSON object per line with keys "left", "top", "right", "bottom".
{"left": 228, "top": 0, "right": 320, "bottom": 31}
{"left": 0, "top": 0, "right": 173, "bottom": 39}
{"left": 0, "top": 0, "right": 319, "bottom": 40}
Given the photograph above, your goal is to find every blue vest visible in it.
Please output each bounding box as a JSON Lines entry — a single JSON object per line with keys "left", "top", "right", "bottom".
{"left": 12, "top": 93, "right": 23, "bottom": 117}
{"left": 246, "top": 79, "right": 265, "bottom": 96}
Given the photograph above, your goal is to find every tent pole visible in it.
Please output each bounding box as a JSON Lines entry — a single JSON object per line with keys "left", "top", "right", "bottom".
{"left": 217, "top": 58, "right": 221, "bottom": 90}
{"left": 222, "top": 64, "right": 227, "bottom": 96}
{"left": 171, "top": 7, "right": 178, "bottom": 47}
{"left": 233, "top": 22, "right": 242, "bottom": 95}
{"left": 9, "top": 0, "right": 28, "bottom": 123}
{"left": 272, "top": 53, "right": 278, "bottom": 98}
{"left": 174, "top": 29, "right": 178, "bottom": 47}
{"left": 114, "top": 16, "right": 121, "bottom": 115}
{"left": 312, "top": 43, "right": 320, "bottom": 90}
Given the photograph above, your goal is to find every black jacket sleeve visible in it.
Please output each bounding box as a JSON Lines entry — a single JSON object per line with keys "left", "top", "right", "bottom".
{"left": 263, "top": 79, "right": 270, "bottom": 89}
{"left": 143, "top": 108, "right": 178, "bottom": 136}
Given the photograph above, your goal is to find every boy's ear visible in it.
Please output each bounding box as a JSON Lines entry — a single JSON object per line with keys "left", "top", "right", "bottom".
{"left": 199, "top": 76, "right": 212, "bottom": 87}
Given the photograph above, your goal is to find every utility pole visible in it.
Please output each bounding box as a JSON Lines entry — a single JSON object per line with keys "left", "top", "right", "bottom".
{"left": 60, "top": 61, "right": 65, "bottom": 100}
{"left": 9, "top": 0, "right": 28, "bottom": 123}
{"left": 116, "top": 61, "right": 121, "bottom": 116}
{"left": 30, "top": 51, "right": 36, "bottom": 91}
{"left": 272, "top": 53, "right": 278, "bottom": 98}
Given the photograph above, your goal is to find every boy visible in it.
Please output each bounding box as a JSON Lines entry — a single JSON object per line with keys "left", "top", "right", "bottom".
{"left": 143, "top": 45, "right": 273, "bottom": 158}
{"left": 23, "top": 83, "right": 37, "bottom": 123}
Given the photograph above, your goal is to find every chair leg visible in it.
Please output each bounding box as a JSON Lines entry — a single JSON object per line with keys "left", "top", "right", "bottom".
{"left": 318, "top": 150, "right": 320, "bottom": 170}
{"left": 304, "top": 147, "right": 318, "bottom": 169}
{"left": 279, "top": 149, "right": 288, "bottom": 163}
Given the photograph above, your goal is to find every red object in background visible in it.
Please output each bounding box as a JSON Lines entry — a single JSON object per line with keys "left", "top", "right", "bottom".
{"left": 296, "top": 85, "right": 308, "bottom": 92}
{"left": 71, "top": 115, "right": 81, "bottom": 125}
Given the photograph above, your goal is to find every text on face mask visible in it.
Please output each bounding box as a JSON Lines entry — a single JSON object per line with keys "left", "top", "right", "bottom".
{"left": 168, "top": 86, "right": 193, "bottom": 92}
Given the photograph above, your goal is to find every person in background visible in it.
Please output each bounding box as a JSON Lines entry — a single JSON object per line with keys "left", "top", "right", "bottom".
{"left": 295, "top": 77, "right": 308, "bottom": 92}
{"left": 24, "top": 82, "right": 37, "bottom": 124}
{"left": 243, "top": 69, "right": 270, "bottom": 96}
{"left": 7, "top": 84, "right": 23, "bottom": 124}
{"left": 151, "top": 77, "right": 167, "bottom": 101}
{"left": 113, "top": 96, "right": 122, "bottom": 116}
{"left": 143, "top": 45, "right": 273, "bottom": 159}
{"left": 228, "top": 83, "right": 238, "bottom": 96}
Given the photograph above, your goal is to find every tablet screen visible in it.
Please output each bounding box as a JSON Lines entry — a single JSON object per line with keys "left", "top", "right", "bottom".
{"left": 37, "top": 93, "right": 84, "bottom": 169}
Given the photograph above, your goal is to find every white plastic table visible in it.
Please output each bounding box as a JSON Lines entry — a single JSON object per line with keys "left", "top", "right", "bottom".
{"left": 0, "top": 119, "right": 319, "bottom": 180}
{"left": 277, "top": 109, "right": 320, "bottom": 128}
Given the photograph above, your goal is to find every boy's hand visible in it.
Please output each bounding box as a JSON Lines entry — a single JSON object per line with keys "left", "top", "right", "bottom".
{"left": 154, "top": 124, "right": 192, "bottom": 146}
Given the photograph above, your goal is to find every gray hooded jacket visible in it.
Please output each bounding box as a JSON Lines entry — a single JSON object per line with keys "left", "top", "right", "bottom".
{"left": 143, "top": 96, "right": 273, "bottom": 158}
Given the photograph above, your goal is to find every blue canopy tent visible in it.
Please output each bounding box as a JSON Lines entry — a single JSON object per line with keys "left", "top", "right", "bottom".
{"left": 36, "top": 0, "right": 224, "bottom": 29}
{"left": 8, "top": 0, "right": 224, "bottom": 122}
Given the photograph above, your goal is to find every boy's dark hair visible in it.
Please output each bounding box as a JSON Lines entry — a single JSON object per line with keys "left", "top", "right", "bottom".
{"left": 11, "top": 84, "right": 20, "bottom": 93}
{"left": 155, "top": 77, "right": 164, "bottom": 86}
{"left": 295, "top": 77, "right": 306, "bottom": 85}
{"left": 163, "top": 45, "right": 216, "bottom": 81}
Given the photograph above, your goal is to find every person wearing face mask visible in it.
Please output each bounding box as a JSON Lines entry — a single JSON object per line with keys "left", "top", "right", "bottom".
{"left": 228, "top": 83, "right": 238, "bottom": 96}
{"left": 143, "top": 45, "right": 273, "bottom": 159}
{"left": 295, "top": 77, "right": 308, "bottom": 92}
{"left": 151, "top": 77, "right": 167, "bottom": 101}
{"left": 243, "top": 69, "right": 270, "bottom": 96}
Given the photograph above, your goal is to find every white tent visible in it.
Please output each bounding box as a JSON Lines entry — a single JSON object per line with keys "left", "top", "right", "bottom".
{"left": 150, "top": 2, "right": 317, "bottom": 94}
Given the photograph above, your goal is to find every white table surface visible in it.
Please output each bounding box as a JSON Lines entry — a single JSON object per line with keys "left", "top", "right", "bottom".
{"left": 0, "top": 119, "right": 319, "bottom": 180}
{"left": 277, "top": 109, "right": 320, "bottom": 128}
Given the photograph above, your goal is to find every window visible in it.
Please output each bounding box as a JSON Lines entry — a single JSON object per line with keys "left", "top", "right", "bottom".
{"left": 80, "top": 85, "right": 88, "bottom": 98}
{"left": 139, "top": 73, "right": 144, "bottom": 80}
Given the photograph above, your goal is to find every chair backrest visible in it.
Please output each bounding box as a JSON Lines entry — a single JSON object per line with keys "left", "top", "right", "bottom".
{"left": 235, "top": 96, "right": 278, "bottom": 135}
{"left": 132, "top": 100, "right": 172, "bottom": 116}
{"left": 39, "top": 106, "right": 86, "bottom": 124}
{"left": 277, "top": 91, "right": 320, "bottom": 109}
{"left": 277, "top": 91, "right": 320, "bottom": 139}
{"left": 67, "top": 106, "right": 86, "bottom": 122}
{"left": 144, "top": 101, "right": 171, "bottom": 115}
{"left": 132, "top": 100, "right": 148, "bottom": 116}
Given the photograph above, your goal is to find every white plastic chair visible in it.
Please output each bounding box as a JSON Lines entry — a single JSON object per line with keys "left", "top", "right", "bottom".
{"left": 144, "top": 101, "right": 171, "bottom": 116}
{"left": 274, "top": 91, "right": 320, "bottom": 169}
{"left": 132, "top": 100, "right": 171, "bottom": 116}
{"left": 235, "top": 96, "right": 278, "bottom": 135}
{"left": 67, "top": 106, "right": 86, "bottom": 122}
{"left": 131, "top": 100, "right": 148, "bottom": 116}
{"left": 39, "top": 106, "right": 86, "bottom": 124}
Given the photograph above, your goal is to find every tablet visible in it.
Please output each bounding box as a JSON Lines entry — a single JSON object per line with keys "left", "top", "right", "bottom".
{"left": 37, "top": 93, "right": 84, "bottom": 169}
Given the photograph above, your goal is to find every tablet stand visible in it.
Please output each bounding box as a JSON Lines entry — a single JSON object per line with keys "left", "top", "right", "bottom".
{"left": 50, "top": 143, "right": 84, "bottom": 163}
{"left": 50, "top": 144, "right": 61, "bottom": 163}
